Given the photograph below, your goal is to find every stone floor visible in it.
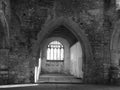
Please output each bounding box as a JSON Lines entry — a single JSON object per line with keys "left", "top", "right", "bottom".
{"left": 1, "top": 84, "right": 120, "bottom": 90}
{"left": 38, "top": 74, "right": 82, "bottom": 84}
{"left": 1, "top": 74, "right": 120, "bottom": 90}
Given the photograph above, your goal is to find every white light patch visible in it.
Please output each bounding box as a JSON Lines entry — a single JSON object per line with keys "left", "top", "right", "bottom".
{"left": 0, "top": 84, "right": 38, "bottom": 88}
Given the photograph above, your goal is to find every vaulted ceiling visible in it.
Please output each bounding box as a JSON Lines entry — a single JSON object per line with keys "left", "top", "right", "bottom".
{"left": 46, "top": 25, "right": 78, "bottom": 46}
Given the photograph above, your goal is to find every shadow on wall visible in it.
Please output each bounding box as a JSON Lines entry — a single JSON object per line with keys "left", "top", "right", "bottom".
{"left": 0, "top": 20, "right": 5, "bottom": 48}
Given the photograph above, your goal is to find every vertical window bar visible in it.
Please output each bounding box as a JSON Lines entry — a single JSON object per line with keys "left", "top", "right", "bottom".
{"left": 53, "top": 47, "right": 54, "bottom": 60}
{"left": 51, "top": 45, "right": 52, "bottom": 60}
{"left": 56, "top": 47, "right": 58, "bottom": 60}
{"left": 49, "top": 47, "right": 51, "bottom": 60}
{"left": 47, "top": 48, "right": 49, "bottom": 60}
{"left": 61, "top": 48, "right": 64, "bottom": 60}
{"left": 60, "top": 47, "right": 61, "bottom": 60}
{"left": 58, "top": 48, "right": 60, "bottom": 60}
{"left": 54, "top": 47, "right": 55, "bottom": 60}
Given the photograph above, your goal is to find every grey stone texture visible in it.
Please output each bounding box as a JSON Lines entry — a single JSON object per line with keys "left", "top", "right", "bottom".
{"left": 0, "top": 0, "right": 120, "bottom": 85}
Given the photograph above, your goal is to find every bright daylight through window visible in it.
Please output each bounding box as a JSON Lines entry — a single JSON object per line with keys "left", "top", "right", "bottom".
{"left": 47, "top": 41, "right": 64, "bottom": 60}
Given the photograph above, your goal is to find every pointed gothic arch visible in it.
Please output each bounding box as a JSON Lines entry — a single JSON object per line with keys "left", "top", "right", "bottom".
{"left": 33, "top": 17, "right": 93, "bottom": 80}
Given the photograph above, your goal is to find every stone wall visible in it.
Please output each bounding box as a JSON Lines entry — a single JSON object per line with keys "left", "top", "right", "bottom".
{"left": 0, "top": 0, "right": 10, "bottom": 85}
{"left": 8, "top": 49, "right": 36, "bottom": 84}
{"left": 7, "top": 0, "right": 117, "bottom": 84}
{"left": 0, "top": 0, "right": 10, "bottom": 48}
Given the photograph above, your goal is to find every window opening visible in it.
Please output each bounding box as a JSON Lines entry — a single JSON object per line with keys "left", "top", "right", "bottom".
{"left": 47, "top": 41, "right": 64, "bottom": 60}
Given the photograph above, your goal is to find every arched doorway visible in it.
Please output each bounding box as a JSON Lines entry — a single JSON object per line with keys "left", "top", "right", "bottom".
{"left": 33, "top": 17, "right": 92, "bottom": 83}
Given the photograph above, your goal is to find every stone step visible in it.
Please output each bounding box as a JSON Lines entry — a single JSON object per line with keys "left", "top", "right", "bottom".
{"left": 37, "top": 74, "right": 82, "bottom": 84}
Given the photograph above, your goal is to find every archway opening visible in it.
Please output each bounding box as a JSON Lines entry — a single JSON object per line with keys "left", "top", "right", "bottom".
{"left": 36, "top": 25, "right": 83, "bottom": 83}
{"left": 34, "top": 18, "right": 92, "bottom": 83}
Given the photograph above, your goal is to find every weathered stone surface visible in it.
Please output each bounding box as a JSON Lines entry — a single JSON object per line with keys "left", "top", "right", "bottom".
{"left": 0, "top": 0, "right": 119, "bottom": 85}
{"left": 9, "top": 0, "right": 109, "bottom": 84}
